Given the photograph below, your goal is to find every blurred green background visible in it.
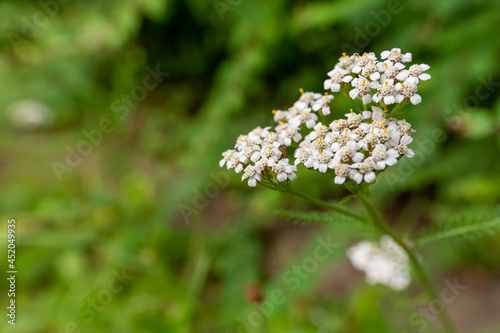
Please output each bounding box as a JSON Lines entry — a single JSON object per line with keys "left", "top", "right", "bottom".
{"left": 1, "top": 0, "right": 500, "bottom": 332}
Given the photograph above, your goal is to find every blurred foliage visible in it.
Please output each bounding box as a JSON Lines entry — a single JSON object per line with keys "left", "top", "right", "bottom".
{"left": 0, "top": 0, "right": 499, "bottom": 332}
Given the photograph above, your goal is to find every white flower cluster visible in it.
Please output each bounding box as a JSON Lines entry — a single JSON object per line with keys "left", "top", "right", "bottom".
{"left": 325, "top": 48, "right": 430, "bottom": 105}
{"left": 347, "top": 235, "right": 411, "bottom": 291}
{"left": 7, "top": 100, "right": 55, "bottom": 130}
{"left": 220, "top": 49, "right": 429, "bottom": 187}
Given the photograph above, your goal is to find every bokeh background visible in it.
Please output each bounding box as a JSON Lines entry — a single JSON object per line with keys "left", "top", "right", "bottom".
{"left": 1, "top": 0, "right": 500, "bottom": 332}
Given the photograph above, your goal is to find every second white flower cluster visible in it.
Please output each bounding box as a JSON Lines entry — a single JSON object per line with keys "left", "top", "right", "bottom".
{"left": 347, "top": 235, "right": 411, "bottom": 291}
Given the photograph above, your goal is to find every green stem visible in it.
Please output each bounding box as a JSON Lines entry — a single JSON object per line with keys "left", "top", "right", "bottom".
{"left": 354, "top": 193, "right": 456, "bottom": 333}
{"left": 258, "top": 304, "right": 270, "bottom": 333}
{"left": 259, "top": 181, "right": 456, "bottom": 332}
{"left": 388, "top": 101, "right": 408, "bottom": 117}
{"left": 342, "top": 91, "right": 362, "bottom": 112}
{"left": 259, "top": 182, "right": 365, "bottom": 223}
{"left": 319, "top": 112, "right": 326, "bottom": 125}
{"left": 289, "top": 189, "right": 366, "bottom": 222}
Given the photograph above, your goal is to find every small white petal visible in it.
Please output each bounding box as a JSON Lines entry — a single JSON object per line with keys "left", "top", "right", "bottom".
{"left": 362, "top": 94, "right": 372, "bottom": 104}
{"left": 400, "top": 135, "right": 413, "bottom": 145}
{"left": 331, "top": 83, "right": 341, "bottom": 92}
{"left": 349, "top": 89, "right": 358, "bottom": 99}
{"left": 334, "top": 176, "right": 346, "bottom": 184}
{"left": 331, "top": 142, "right": 341, "bottom": 151}
{"left": 353, "top": 152, "right": 364, "bottom": 163}
{"left": 419, "top": 73, "right": 431, "bottom": 81}
{"left": 364, "top": 172, "right": 376, "bottom": 183}
{"left": 359, "top": 123, "right": 371, "bottom": 132}
{"left": 362, "top": 111, "right": 372, "bottom": 119}
{"left": 370, "top": 72, "right": 380, "bottom": 81}
{"left": 410, "top": 94, "right": 422, "bottom": 105}
{"left": 407, "top": 77, "right": 419, "bottom": 85}
{"left": 395, "top": 63, "right": 405, "bottom": 70}
{"left": 384, "top": 96, "right": 395, "bottom": 105}
{"left": 250, "top": 152, "right": 261, "bottom": 163}
{"left": 387, "top": 149, "right": 399, "bottom": 158}
{"left": 386, "top": 158, "right": 398, "bottom": 166}
{"left": 342, "top": 76, "right": 353, "bottom": 83}
{"left": 353, "top": 173, "right": 363, "bottom": 184}
{"left": 402, "top": 53, "right": 412, "bottom": 62}
{"left": 396, "top": 72, "right": 408, "bottom": 81}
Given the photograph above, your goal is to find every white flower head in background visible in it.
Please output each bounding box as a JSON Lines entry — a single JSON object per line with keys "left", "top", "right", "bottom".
{"left": 7, "top": 100, "right": 55, "bottom": 130}
{"left": 347, "top": 235, "right": 411, "bottom": 291}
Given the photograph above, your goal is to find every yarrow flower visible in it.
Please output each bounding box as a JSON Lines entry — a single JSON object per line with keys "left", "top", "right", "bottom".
{"left": 381, "top": 48, "right": 412, "bottom": 64}
{"left": 220, "top": 48, "right": 430, "bottom": 187}
{"left": 324, "top": 69, "right": 352, "bottom": 92}
{"left": 347, "top": 235, "right": 411, "bottom": 291}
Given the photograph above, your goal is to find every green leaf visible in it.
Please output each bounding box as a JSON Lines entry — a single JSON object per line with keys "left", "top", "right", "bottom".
{"left": 338, "top": 194, "right": 355, "bottom": 205}
{"left": 275, "top": 209, "right": 362, "bottom": 226}
{"left": 416, "top": 213, "right": 500, "bottom": 247}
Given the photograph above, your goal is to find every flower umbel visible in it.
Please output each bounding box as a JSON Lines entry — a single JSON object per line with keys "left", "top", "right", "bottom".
{"left": 220, "top": 49, "right": 430, "bottom": 187}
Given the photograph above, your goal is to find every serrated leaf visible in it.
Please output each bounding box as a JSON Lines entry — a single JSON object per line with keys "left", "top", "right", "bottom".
{"left": 275, "top": 209, "right": 361, "bottom": 226}
{"left": 339, "top": 194, "right": 355, "bottom": 205}
{"left": 416, "top": 216, "right": 500, "bottom": 247}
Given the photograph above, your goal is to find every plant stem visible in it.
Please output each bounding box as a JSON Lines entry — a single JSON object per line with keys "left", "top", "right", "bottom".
{"left": 259, "top": 182, "right": 456, "bottom": 332}
{"left": 287, "top": 189, "right": 366, "bottom": 222}
{"left": 388, "top": 101, "right": 408, "bottom": 117}
{"left": 259, "top": 182, "right": 365, "bottom": 223}
{"left": 354, "top": 193, "right": 456, "bottom": 333}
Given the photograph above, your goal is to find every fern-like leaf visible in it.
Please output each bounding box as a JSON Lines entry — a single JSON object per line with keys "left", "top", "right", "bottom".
{"left": 416, "top": 209, "right": 500, "bottom": 246}
{"left": 338, "top": 194, "right": 355, "bottom": 206}
{"left": 275, "top": 209, "right": 362, "bottom": 226}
